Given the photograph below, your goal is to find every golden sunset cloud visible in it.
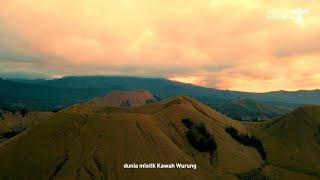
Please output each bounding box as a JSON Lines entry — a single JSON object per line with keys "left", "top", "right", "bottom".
{"left": 0, "top": 0, "right": 319, "bottom": 92}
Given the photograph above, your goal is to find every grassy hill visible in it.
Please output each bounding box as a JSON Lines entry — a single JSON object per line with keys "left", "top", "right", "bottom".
{"left": 0, "top": 96, "right": 319, "bottom": 179}
{"left": 87, "top": 89, "right": 156, "bottom": 108}
{"left": 211, "top": 98, "right": 293, "bottom": 121}
{"left": 245, "top": 106, "right": 320, "bottom": 177}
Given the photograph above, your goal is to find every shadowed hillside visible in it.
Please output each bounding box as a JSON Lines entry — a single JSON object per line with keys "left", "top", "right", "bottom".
{"left": 0, "top": 109, "right": 54, "bottom": 143}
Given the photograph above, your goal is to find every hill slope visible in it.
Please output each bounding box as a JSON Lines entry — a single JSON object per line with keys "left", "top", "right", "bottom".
{"left": 0, "top": 97, "right": 262, "bottom": 179}
{"left": 87, "top": 89, "right": 156, "bottom": 108}
{"left": 0, "top": 96, "right": 319, "bottom": 179}
{"left": 246, "top": 106, "right": 320, "bottom": 177}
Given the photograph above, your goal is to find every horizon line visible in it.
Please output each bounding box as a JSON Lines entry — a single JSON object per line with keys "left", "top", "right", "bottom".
{"left": 1, "top": 75, "right": 319, "bottom": 94}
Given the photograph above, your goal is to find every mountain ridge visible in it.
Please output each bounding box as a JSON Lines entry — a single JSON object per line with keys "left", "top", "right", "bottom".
{"left": 8, "top": 75, "right": 320, "bottom": 94}
{"left": 1, "top": 76, "right": 319, "bottom": 120}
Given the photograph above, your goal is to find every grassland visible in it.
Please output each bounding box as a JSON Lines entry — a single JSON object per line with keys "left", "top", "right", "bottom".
{"left": 0, "top": 97, "right": 319, "bottom": 179}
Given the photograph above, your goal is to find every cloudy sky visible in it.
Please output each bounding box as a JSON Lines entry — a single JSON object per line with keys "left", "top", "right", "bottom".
{"left": 0, "top": 0, "right": 319, "bottom": 92}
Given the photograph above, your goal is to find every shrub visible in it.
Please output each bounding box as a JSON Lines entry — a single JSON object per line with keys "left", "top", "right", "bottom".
{"left": 0, "top": 127, "right": 25, "bottom": 139}
{"left": 226, "top": 127, "right": 267, "bottom": 160}
{"left": 182, "top": 118, "right": 217, "bottom": 154}
{"left": 316, "top": 125, "right": 320, "bottom": 144}
{"left": 182, "top": 118, "right": 194, "bottom": 129}
{"left": 120, "top": 100, "right": 131, "bottom": 107}
{"left": 2, "top": 107, "right": 17, "bottom": 114}
{"left": 153, "top": 95, "right": 161, "bottom": 101}
{"left": 19, "top": 108, "right": 28, "bottom": 117}
{"left": 51, "top": 108, "right": 62, "bottom": 113}
{"left": 145, "top": 99, "right": 155, "bottom": 104}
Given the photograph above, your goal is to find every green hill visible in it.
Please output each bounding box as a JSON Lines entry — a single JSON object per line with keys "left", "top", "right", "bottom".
{"left": 211, "top": 98, "right": 293, "bottom": 121}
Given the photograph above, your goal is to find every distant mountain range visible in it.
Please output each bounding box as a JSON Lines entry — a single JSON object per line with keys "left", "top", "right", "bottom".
{"left": 1, "top": 76, "right": 320, "bottom": 120}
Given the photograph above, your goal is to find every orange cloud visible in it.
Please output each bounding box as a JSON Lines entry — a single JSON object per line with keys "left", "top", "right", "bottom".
{"left": 0, "top": 0, "right": 319, "bottom": 92}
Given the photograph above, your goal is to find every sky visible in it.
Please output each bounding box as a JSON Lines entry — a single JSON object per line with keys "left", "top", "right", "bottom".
{"left": 0, "top": 0, "right": 319, "bottom": 92}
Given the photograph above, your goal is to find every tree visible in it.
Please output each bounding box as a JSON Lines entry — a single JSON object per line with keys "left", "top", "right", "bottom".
{"left": 225, "top": 126, "right": 266, "bottom": 160}
{"left": 182, "top": 118, "right": 217, "bottom": 154}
